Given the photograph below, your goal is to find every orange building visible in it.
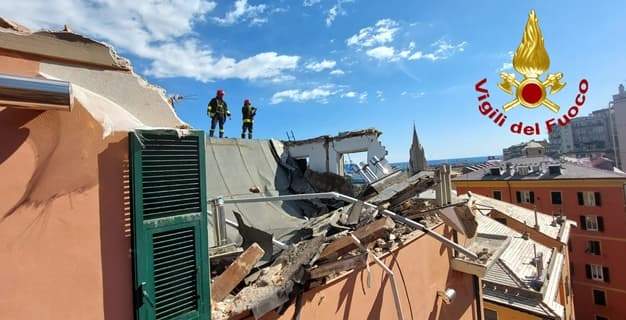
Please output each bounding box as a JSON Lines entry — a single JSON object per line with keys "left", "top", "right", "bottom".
{"left": 454, "top": 156, "right": 626, "bottom": 320}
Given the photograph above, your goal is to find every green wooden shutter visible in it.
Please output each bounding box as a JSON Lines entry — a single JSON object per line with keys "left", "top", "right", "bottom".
{"left": 130, "top": 130, "right": 210, "bottom": 320}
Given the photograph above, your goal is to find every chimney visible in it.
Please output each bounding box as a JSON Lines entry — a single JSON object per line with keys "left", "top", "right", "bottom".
{"left": 533, "top": 247, "right": 544, "bottom": 279}
{"left": 435, "top": 164, "right": 452, "bottom": 205}
{"left": 534, "top": 206, "right": 541, "bottom": 231}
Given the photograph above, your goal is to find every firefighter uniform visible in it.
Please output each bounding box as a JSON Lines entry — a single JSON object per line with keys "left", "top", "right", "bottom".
{"left": 241, "top": 100, "right": 257, "bottom": 139}
{"left": 207, "top": 90, "right": 230, "bottom": 138}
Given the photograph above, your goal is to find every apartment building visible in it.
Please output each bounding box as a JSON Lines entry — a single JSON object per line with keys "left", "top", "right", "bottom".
{"left": 548, "top": 108, "right": 617, "bottom": 161}
{"left": 454, "top": 156, "right": 626, "bottom": 320}
{"left": 612, "top": 84, "right": 626, "bottom": 169}
{"left": 503, "top": 140, "right": 549, "bottom": 160}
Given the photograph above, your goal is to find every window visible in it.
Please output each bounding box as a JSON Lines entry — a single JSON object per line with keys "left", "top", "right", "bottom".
{"left": 484, "top": 308, "right": 498, "bottom": 320}
{"left": 593, "top": 289, "right": 607, "bottom": 306}
{"left": 492, "top": 190, "right": 502, "bottom": 200}
{"left": 587, "top": 240, "right": 601, "bottom": 255}
{"left": 586, "top": 216, "right": 599, "bottom": 231}
{"left": 580, "top": 215, "right": 604, "bottom": 232}
{"left": 586, "top": 264, "right": 610, "bottom": 283}
{"left": 578, "top": 191, "right": 602, "bottom": 206}
{"left": 596, "top": 316, "right": 608, "bottom": 320}
{"left": 590, "top": 264, "right": 604, "bottom": 281}
{"left": 515, "top": 191, "right": 535, "bottom": 204}
{"left": 551, "top": 191, "right": 562, "bottom": 204}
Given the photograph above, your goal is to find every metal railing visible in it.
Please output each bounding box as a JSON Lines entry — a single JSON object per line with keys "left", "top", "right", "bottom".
{"left": 210, "top": 191, "right": 478, "bottom": 260}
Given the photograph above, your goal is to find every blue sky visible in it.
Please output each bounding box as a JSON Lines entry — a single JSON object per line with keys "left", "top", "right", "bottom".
{"left": 3, "top": 0, "right": 626, "bottom": 162}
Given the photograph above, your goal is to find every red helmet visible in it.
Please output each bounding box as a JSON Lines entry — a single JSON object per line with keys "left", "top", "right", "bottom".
{"left": 216, "top": 89, "right": 224, "bottom": 97}
{"left": 244, "top": 99, "right": 251, "bottom": 105}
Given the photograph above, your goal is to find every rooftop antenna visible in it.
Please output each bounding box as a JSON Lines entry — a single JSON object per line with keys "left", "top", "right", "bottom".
{"left": 285, "top": 131, "right": 296, "bottom": 141}
{"left": 167, "top": 94, "right": 197, "bottom": 107}
{"left": 533, "top": 204, "right": 540, "bottom": 231}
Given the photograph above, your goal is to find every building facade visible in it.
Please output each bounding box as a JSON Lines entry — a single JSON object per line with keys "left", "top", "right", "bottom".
{"left": 548, "top": 108, "right": 617, "bottom": 161}
{"left": 611, "top": 84, "right": 626, "bottom": 170}
{"left": 454, "top": 157, "right": 626, "bottom": 320}
{"left": 503, "top": 140, "right": 549, "bottom": 160}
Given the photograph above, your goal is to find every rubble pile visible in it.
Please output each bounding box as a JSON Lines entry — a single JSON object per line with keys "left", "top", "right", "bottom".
{"left": 210, "top": 167, "right": 474, "bottom": 320}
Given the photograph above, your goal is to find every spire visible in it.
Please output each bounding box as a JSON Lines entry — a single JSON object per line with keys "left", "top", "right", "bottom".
{"left": 409, "top": 123, "right": 427, "bottom": 175}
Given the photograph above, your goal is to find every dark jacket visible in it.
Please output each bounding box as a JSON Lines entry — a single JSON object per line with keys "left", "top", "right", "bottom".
{"left": 242, "top": 105, "right": 257, "bottom": 122}
{"left": 208, "top": 97, "right": 229, "bottom": 117}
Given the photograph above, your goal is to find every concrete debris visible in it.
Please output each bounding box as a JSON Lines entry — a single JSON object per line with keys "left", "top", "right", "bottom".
{"left": 213, "top": 237, "right": 326, "bottom": 320}
{"left": 210, "top": 164, "right": 482, "bottom": 319}
{"left": 212, "top": 243, "right": 265, "bottom": 303}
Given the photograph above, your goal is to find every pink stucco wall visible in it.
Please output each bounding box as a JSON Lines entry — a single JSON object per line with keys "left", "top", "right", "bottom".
{"left": 262, "top": 224, "right": 480, "bottom": 320}
{"left": 0, "top": 52, "right": 134, "bottom": 319}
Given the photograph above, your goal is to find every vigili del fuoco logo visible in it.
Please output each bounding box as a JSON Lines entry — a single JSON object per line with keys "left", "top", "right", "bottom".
{"left": 474, "top": 10, "right": 589, "bottom": 135}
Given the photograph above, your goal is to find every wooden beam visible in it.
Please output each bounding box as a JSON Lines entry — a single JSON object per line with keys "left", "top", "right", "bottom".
{"left": 319, "top": 217, "right": 395, "bottom": 261}
{"left": 309, "top": 254, "right": 367, "bottom": 279}
{"left": 211, "top": 243, "right": 265, "bottom": 303}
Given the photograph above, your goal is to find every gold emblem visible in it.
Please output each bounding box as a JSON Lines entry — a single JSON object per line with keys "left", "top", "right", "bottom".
{"left": 498, "top": 10, "right": 566, "bottom": 112}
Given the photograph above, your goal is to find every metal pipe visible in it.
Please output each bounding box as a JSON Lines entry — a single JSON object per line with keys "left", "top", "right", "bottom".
{"left": 350, "top": 234, "right": 405, "bottom": 320}
{"left": 219, "top": 192, "right": 479, "bottom": 260}
{"left": 371, "top": 156, "right": 389, "bottom": 175}
{"left": 212, "top": 197, "right": 229, "bottom": 246}
{"left": 0, "top": 74, "right": 73, "bottom": 111}
{"left": 364, "top": 165, "right": 378, "bottom": 180}
{"left": 356, "top": 165, "right": 373, "bottom": 184}
{"left": 359, "top": 162, "right": 377, "bottom": 181}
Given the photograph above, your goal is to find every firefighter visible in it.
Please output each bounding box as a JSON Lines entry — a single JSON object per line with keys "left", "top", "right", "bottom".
{"left": 241, "top": 99, "right": 257, "bottom": 139}
{"left": 207, "top": 89, "right": 230, "bottom": 138}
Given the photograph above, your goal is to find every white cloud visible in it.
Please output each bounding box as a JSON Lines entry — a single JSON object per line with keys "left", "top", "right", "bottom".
{"left": 346, "top": 19, "right": 399, "bottom": 48}
{"left": 271, "top": 85, "right": 337, "bottom": 104}
{"left": 401, "top": 90, "right": 425, "bottom": 98}
{"left": 376, "top": 90, "right": 384, "bottom": 102}
{"left": 326, "top": 0, "right": 353, "bottom": 26}
{"left": 407, "top": 40, "right": 468, "bottom": 61}
{"left": 342, "top": 90, "right": 368, "bottom": 104}
{"left": 0, "top": 0, "right": 300, "bottom": 82}
{"left": 499, "top": 62, "right": 513, "bottom": 72}
{"left": 271, "top": 85, "right": 366, "bottom": 104}
{"left": 358, "top": 92, "right": 368, "bottom": 103}
{"left": 409, "top": 39, "right": 467, "bottom": 61}
{"left": 346, "top": 20, "right": 467, "bottom": 63}
{"left": 366, "top": 46, "right": 396, "bottom": 61}
{"left": 330, "top": 69, "right": 345, "bottom": 75}
{"left": 305, "top": 59, "right": 337, "bottom": 72}
{"left": 303, "top": 0, "right": 321, "bottom": 6}
{"left": 498, "top": 51, "right": 514, "bottom": 71}
{"left": 147, "top": 46, "right": 299, "bottom": 81}
{"left": 213, "top": 0, "right": 268, "bottom": 26}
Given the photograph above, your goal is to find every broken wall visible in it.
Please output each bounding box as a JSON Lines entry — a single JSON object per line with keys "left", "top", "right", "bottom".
{"left": 0, "top": 27, "right": 184, "bottom": 127}
{"left": 0, "top": 26, "right": 181, "bottom": 320}
{"left": 262, "top": 223, "right": 480, "bottom": 320}
{"left": 285, "top": 129, "right": 388, "bottom": 177}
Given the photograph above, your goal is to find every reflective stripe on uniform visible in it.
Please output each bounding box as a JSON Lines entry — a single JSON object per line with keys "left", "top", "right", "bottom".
{"left": 243, "top": 119, "right": 253, "bottom": 123}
